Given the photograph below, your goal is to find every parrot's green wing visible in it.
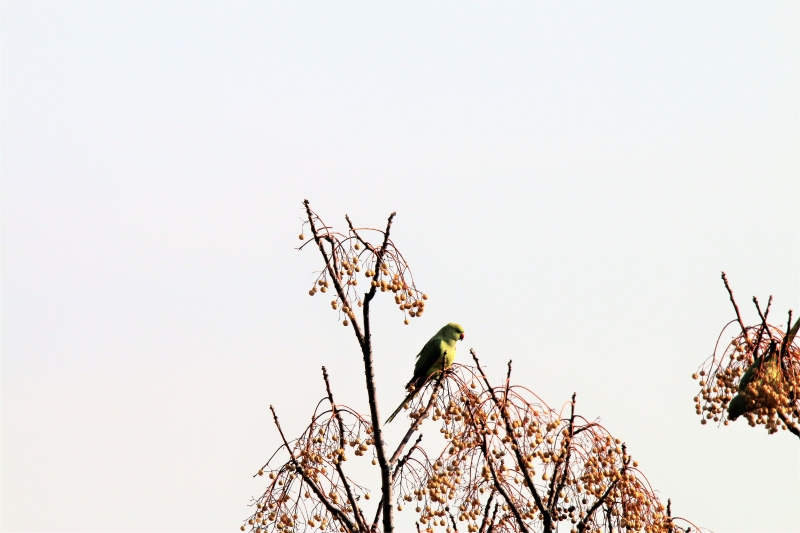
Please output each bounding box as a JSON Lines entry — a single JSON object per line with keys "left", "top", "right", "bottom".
{"left": 729, "top": 342, "right": 783, "bottom": 420}
{"left": 386, "top": 338, "right": 447, "bottom": 424}
{"left": 413, "top": 336, "right": 449, "bottom": 380}
{"left": 738, "top": 361, "right": 758, "bottom": 393}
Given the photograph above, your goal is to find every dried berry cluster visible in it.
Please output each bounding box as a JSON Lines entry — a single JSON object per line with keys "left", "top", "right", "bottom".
{"left": 299, "top": 201, "right": 428, "bottom": 326}
{"left": 394, "top": 356, "right": 687, "bottom": 533}
{"left": 245, "top": 358, "right": 696, "bottom": 533}
{"left": 245, "top": 370, "right": 379, "bottom": 533}
{"left": 693, "top": 274, "right": 800, "bottom": 437}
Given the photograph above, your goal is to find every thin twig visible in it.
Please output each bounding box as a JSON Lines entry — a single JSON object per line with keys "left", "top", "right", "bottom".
{"left": 304, "top": 200, "right": 366, "bottom": 346}
{"left": 722, "top": 272, "right": 751, "bottom": 347}
{"left": 576, "top": 473, "right": 621, "bottom": 533}
{"left": 471, "top": 349, "right": 551, "bottom": 530}
{"left": 371, "top": 435, "right": 424, "bottom": 530}
{"left": 777, "top": 411, "right": 800, "bottom": 439}
{"left": 549, "top": 393, "right": 577, "bottom": 513}
{"left": 486, "top": 502, "right": 499, "bottom": 533}
{"left": 753, "top": 295, "right": 773, "bottom": 329}
{"left": 460, "top": 361, "right": 530, "bottom": 533}
{"left": 361, "top": 211, "right": 397, "bottom": 533}
{"left": 781, "top": 310, "right": 794, "bottom": 357}
{"left": 751, "top": 296, "right": 773, "bottom": 362}
{"left": 345, "top": 215, "right": 378, "bottom": 254}
{"left": 446, "top": 505, "right": 459, "bottom": 533}
{"left": 322, "top": 367, "right": 369, "bottom": 532}
{"left": 481, "top": 433, "right": 530, "bottom": 533}
{"left": 504, "top": 360, "right": 512, "bottom": 406}
{"left": 477, "top": 490, "right": 496, "bottom": 533}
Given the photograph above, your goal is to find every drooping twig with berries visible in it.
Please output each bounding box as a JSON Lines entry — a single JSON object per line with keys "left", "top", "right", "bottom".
{"left": 393, "top": 355, "right": 696, "bottom": 533}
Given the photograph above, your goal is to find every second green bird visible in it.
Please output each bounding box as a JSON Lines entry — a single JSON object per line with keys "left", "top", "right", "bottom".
{"left": 386, "top": 322, "right": 465, "bottom": 423}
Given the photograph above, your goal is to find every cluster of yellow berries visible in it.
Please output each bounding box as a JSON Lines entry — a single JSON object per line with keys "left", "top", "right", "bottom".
{"left": 245, "top": 413, "right": 378, "bottom": 533}
{"left": 366, "top": 261, "right": 428, "bottom": 325}
{"left": 309, "top": 279, "right": 330, "bottom": 295}
{"left": 576, "top": 440, "right": 667, "bottom": 532}
{"left": 303, "top": 231, "right": 428, "bottom": 326}
{"left": 305, "top": 250, "right": 365, "bottom": 327}
{"left": 396, "top": 366, "right": 677, "bottom": 533}
{"left": 692, "top": 346, "right": 744, "bottom": 426}
{"left": 738, "top": 378, "right": 796, "bottom": 433}
{"left": 244, "top": 363, "right": 686, "bottom": 533}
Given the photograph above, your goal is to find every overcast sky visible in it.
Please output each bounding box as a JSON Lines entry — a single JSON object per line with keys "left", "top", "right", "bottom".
{"left": 2, "top": 2, "right": 798, "bottom": 532}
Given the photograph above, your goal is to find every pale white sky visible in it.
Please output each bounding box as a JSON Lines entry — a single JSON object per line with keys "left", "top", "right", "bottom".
{"left": 1, "top": 1, "right": 798, "bottom": 532}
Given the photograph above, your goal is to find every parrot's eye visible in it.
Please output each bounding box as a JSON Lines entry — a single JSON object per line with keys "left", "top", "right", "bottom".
{"left": 460, "top": 333, "right": 465, "bottom": 340}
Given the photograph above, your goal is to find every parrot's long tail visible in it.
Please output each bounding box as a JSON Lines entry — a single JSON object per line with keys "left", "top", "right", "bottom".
{"left": 386, "top": 389, "right": 419, "bottom": 424}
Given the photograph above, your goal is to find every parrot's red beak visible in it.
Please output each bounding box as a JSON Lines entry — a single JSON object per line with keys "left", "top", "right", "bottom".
{"left": 460, "top": 333, "right": 465, "bottom": 341}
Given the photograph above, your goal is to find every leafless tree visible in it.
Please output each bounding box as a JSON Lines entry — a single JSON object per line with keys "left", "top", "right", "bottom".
{"left": 242, "top": 202, "right": 699, "bottom": 533}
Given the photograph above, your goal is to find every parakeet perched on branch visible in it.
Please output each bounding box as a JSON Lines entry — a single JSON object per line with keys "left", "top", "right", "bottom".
{"left": 727, "top": 344, "right": 780, "bottom": 420}
{"left": 728, "top": 316, "right": 799, "bottom": 420}
{"left": 386, "top": 323, "right": 465, "bottom": 424}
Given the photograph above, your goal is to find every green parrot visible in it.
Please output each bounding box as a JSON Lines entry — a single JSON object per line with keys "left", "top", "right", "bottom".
{"left": 727, "top": 344, "right": 780, "bottom": 420}
{"left": 728, "top": 316, "right": 799, "bottom": 420}
{"left": 386, "top": 322, "right": 465, "bottom": 424}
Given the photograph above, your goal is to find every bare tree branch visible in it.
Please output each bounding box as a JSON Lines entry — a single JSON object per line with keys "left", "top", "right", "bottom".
{"left": 477, "top": 490, "right": 496, "bottom": 533}
{"left": 471, "top": 349, "right": 551, "bottom": 530}
{"left": 322, "top": 367, "right": 369, "bottom": 532}
{"left": 576, "top": 478, "right": 620, "bottom": 533}
{"left": 270, "top": 405, "right": 358, "bottom": 533}
{"left": 549, "top": 392, "right": 577, "bottom": 514}
{"left": 361, "top": 211, "right": 397, "bottom": 533}
{"left": 304, "top": 201, "right": 396, "bottom": 533}
{"left": 777, "top": 411, "right": 800, "bottom": 439}
{"left": 304, "top": 200, "right": 367, "bottom": 345}
{"left": 371, "top": 435, "right": 425, "bottom": 531}
{"left": 722, "top": 272, "right": 749, "bottom": 345}
{"left": 481, "top": 432, "right": 530, "bottom": 533}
